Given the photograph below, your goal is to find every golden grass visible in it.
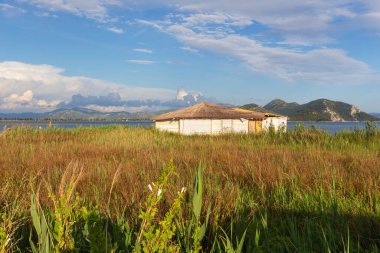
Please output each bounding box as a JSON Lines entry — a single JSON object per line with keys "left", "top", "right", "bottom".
{"left": 0, "top": 126, "right": 379, "bottom": 219}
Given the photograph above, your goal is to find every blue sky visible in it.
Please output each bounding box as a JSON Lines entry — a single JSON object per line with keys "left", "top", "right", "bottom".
{"left": 1, "top": 0, "right": 380, "bottom": 113}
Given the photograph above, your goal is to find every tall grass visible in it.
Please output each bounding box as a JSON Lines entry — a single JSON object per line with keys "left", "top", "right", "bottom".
{"left": 0, "top": 125, "right": 379, "bottom": 252}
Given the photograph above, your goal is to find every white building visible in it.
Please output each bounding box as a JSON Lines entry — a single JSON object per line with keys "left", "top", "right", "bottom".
{"left": 151, "top": 102, "right": 287, "bottom": 135}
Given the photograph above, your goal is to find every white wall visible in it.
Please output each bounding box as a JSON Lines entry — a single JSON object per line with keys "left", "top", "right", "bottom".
{"left": 155, "top": 118, "right": 286, "bottom": 134}
{"left": 155, "top": 120, "right": 179, "bottom": 133}
{"left": 180, "top": 119, "right": 211, "bottom": 135}
{"left": 178, "top": 119, "right": 248, "bottom": 135}
{"left": 231, "top": 119, "right": 249, "bottom": 133}
{"left": 211, "top": 119, "right": 223, "bottom": 134}
{"left": 262, "top": 117, "right": 287, "bottom": 132}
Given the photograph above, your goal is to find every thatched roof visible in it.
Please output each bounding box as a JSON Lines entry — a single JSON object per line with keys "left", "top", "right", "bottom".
{"left": 233, "top": 108, "right": 284, "bottom": 118}
{"left": 151, "top": 102, "right": 269, "bottom": 121}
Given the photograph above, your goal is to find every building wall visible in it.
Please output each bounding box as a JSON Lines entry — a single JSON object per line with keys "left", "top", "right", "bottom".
{"left": 248, "top": 120, "right": 263, "bottom": 133}
{"left": 155, "top": 120, "right": 179, "bottom": 133}
{"left": 180, "top": 119, "right": 212, "bottom": 135}
{"left": 211, "top": 119, "right": 223, "bottom": 134}
{"left": 229, "top": 119, "right": 248, "bottom": 133}
{"left": 155, "top": 118, "right": 287, "bottom": 134}
{"left": 262, "top": 117, "right": 287, "bottom": 132}
{"left": 155, "top": 119, "right": 248, "bottom": 135}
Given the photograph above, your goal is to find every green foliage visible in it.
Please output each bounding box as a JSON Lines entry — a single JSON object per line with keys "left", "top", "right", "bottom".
{"left": 81, "top": 207, "right": 112, "bottom": 253}
{"left": 175, "top": 164, "right": 210, "bottom": 253}
{"left": 49, "top": 192, "right": 80, "bottom": 252}
{"left": 135, "top": 161, "right": 186, "bottom": 253}
{"left": 30, "top": 193, "right": 54, "bottom": 253}
{"left": 365, "top": 121, "right": 379, "bottom": 138}
{"left": 213, "top": 226, "right": 247, "bottom": 253}
{"left": 0, "top": 205, "right": 19, "bottom": 253}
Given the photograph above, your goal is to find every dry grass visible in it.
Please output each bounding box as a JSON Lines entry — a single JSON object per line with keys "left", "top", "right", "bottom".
{"left": 0, "top": 125, "right": 379, "bottom": 251}
{"left": 0, "top": 126, "right": 379, "bottom": 216}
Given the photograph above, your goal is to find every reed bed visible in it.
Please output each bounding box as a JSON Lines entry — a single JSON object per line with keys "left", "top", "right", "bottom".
{"left": 0, "top": 124, "right": 379, "bottom": 252}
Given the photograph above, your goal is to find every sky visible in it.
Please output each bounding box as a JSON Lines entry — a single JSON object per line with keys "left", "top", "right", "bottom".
{"left": 1, "top": 0, "right": 380, "bottom": 113}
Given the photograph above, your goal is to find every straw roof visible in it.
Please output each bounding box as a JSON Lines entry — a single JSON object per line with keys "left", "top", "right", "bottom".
{"left": 151, "top": 102, "right": 268, "bottom": 121}
{"left": 233, "top": 108, "right": 284, "bottom": 118}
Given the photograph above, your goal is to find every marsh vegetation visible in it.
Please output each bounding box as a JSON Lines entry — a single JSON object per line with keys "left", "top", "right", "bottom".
{"left": 0, "top": 124, "right": 379, "bottom": 252}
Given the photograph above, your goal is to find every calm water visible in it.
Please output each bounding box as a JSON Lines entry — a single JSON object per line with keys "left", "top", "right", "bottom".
{"left": 287, "top": 121, "right": 380, "bottom": 134}
{"left": 0, "top": 120, "right": 154, "bottom": 132}
{"left": 0, "top": 120, "right": 379, "bottom": 135}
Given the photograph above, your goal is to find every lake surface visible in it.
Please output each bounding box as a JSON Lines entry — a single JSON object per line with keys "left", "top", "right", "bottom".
{"left": 0, "top": 120, "right": 379, "bottom": 135}
{"left": 287, "top": 121, "right": 380, "bottom": 134}
{"left": 0, "top": 120, "right": 154, "bottom": 132}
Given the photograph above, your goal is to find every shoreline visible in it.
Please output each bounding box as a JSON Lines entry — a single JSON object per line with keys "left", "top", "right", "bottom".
{"left": 0, "top": 119, "right": 379, "bottom": 123}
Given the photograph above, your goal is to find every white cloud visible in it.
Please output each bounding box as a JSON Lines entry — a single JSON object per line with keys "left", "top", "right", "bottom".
{"left": 141, "top": 16, "right": 380, "bottom": 85}
{"left": 0, "top": 3, "right": 26, "bottom": 17}
{"left": 180, "top": 12, "right": 252, "bottom": 27}
{"left": 85, "top": 104, "right": 169, "bottom": 113}
{"left": 107, "top": 26, "right": 124, "bottom": 34}
{"left": 133, "top": 48, "right": 153, "bottom": 54}
{"left": 10, "top": 1, "right": 380, "bottom": 86}
{"left": 2, "top": 90, "right": 60, "bottom": 111}
{"left": 34, "top": 11, "right": 58, "bottom": 18}
{"left": 127, "top": 60, "right": 156, "bottom": 64}
{"left": 176, "top": 0, "right": 359, "bottom": 45}
{"left": 4, "top": 90, "right": 34, "bottom": 103}
{"left": 180, "top": 46, "right": 199, "bottom": 54}
{"left": 25, "top": 0, "right": 121, "bottom": 21}
{"left": 21, "top": 1, "right": 380, "bottom": 42}
{"left": 0, "top": 61, "right": 175, "bottom": 112}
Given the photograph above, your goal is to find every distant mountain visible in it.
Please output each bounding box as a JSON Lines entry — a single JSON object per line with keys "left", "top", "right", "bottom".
{"left": 241, "top": 99, "right": 379, "bottom": 121}
{"left": 0, "top": 108, "right": 155, "bottom": 120}
{"left": 264, "top": 99, "right": 300, "bottom": 114}
{"left": 370, "top": 113, "right": 380, "bottom": 119}
{"left": 240, "top": 103, "right": 275, "bottom": 113}
{"left": 2, "top": 99, "right": 378, "bottom": 122}
{"left": 0, "top": 112, "right": 41, "bottom": 119}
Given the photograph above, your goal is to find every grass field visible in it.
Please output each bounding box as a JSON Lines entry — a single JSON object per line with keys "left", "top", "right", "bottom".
{"left": 0, "top": 124, "right": 379, "bottom": 252}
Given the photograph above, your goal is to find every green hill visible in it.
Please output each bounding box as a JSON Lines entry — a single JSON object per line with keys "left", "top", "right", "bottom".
{"left": 240, "top": 103, "right": 274, "bottom": 113}
{"left": 242, "top": 99, "right": 379, "bottom": 121}
{"left": 0, "top": 108, "right": 154, "bottom": 120}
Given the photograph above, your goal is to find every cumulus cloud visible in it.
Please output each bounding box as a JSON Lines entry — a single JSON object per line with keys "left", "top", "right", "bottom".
{"left": 0, "top": 61, "right": 212, "bottom": 113}
{"left": 4, "top": 90, "right": 34, "bottom": 104}
{"left": 0, "top": 61, "right": 175, "bottom": 112}
{"left": 56, "top": 88, "right": 213, "bottom": 112}
{"left": 59, "top": 93, "right": 124, "bottom": 107}
{"left": 1, "top": 90, "right": 60, "bottom": 111}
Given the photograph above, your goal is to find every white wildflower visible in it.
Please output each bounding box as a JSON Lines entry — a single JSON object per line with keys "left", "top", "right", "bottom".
{"left": 157, "top": 189, "right": 162, "bottom": 196}
{"left": 181, "top": 187, "right": 187, "bottom": 193}
{"left": 148, "top": 184, "right": 153, "bottom": 192}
